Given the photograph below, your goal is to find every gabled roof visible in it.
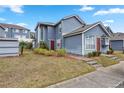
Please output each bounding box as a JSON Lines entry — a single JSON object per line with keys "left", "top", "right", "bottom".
{"left": 64, "top": 21, "right": 111, "bottom": 37}
{"left": 35, "top": 15, "right": 86, "bottom": 31}
{"left": 55, "top": 14, "right": 86, "bottom": 25}
{"left": 0, "top": 23, "right": 30, "bottom": 31}
{"left": 111, "top": 33, "right": 124, "bottom": 40}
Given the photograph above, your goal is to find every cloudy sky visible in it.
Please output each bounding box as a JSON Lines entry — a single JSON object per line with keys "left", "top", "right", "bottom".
{"left": 0, "top": 5, "right": 124, "bottom": 32}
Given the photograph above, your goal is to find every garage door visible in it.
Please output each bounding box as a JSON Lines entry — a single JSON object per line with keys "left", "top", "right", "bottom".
{"left": 0, "top": 38, "right": 19, "bottom": 57}
{"left": 64, "top": 34, "right": 82, "bottom": 55}
{"left": 111, "top": 40, "right": 123, "bottom": 51}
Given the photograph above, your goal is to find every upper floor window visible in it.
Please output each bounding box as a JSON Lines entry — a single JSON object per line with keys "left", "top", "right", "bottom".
{"left": 85, "top": 35, "right": 95, "bottom": 50}
{"left": 15, "top": 29, "right": 19, "bottom": 33}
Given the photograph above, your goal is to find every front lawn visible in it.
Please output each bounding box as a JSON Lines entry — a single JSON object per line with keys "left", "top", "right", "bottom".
{"left": 93, "top": 56, "right": 118, "bottom": 67}
{"left": 0, "top": 50, "right": 95, "bottom": 88}
{"left": 113, "top": 51, "right": 124, "bottom": 60}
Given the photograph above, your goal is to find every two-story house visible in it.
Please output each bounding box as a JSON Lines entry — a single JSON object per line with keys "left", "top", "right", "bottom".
{"left": 0, "top": 23, "right": 30, "bottom": 41}
{"left": 35, "top": 15, "right": 112, "bottom": 56}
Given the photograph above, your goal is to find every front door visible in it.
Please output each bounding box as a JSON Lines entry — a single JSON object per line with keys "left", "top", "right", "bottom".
{"left": 96, "top": 38, "right": 100, "bottom": 52}
{"left": 50, "top": 40, "right": 54, "bottom": 50}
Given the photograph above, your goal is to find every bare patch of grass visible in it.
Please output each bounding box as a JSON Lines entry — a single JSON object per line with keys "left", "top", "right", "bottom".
{"left": 0, "top": 51, "right": 95, "bottom": 88}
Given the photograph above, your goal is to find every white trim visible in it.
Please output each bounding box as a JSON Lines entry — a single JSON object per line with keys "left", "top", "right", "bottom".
{"left": 84, "top": 35, "right": 96, "bottom": 51}
{"left": 82, "top": 33, "right": 85, "bottom": 55}
{"left": 82, "top": 22, "right": 111, "bottom": 37}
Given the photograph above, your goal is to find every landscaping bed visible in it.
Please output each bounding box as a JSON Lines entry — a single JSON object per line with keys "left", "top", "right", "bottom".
{"left": 0, "top": 50, "right": 95, "bottom": 88}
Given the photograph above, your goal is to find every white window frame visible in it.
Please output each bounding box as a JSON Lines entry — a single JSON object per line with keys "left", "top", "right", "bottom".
{"left": 85, "top": 35, "right": 96, "bottom": 50}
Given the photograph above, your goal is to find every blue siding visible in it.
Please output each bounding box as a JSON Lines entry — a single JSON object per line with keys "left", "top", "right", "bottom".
{"left": 62, "top": 17, "right": 83, "bottom": 34}
{"left": 84, "top": 25, "right": 109, "bottom": 54}
{"left": 64, "top": 34, "right": 82, "bottom": 55}
{"left": 111, "top": 40, "right": 123, "bottom": 51}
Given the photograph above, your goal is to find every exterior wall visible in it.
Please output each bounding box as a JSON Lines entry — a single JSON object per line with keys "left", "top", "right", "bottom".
{"left": 0, "top": 38, "right": 19, "bottom": 57}
{"left": 84, "top": 25, "right": 109, "bottom": 55}
{"left": 55, "top": 23, "right": 62, "bottom": 49}
{"left": 5, "top": 28, "right": 30, "bottom": 39}
{"left": 110, "top": 40, "right": 123, "bottom": 51}
{"left": 47, "top": 26, "right": 56, "bottom": 49}
{"left": 64, "top": 34, "right": 82, "bottom": 55}
{"left": 0, "top": 27, "right": 5, "bottom": 38}
{"left": 61, "top": 17, "right": 83, "bottom": 34}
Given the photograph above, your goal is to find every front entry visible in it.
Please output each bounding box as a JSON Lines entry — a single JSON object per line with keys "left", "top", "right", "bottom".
{"left": 50, "top": 40, "right": 54, "bottom": 50}
{"left": 96, "top": 38, "right": 100, "bottom": 52}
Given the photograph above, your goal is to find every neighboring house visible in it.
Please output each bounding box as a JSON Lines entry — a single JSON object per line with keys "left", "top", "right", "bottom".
{"left": 110, "top": 33, "right": 124, "bottom": 51}
{"left": 0, "top": 23, "right": 30, "bottom": 41}
{"left": 0, "top": 25, "right": 5, "bottom": 38}
{"left": 35, "top": 15, "right": 112, "bottom": 55}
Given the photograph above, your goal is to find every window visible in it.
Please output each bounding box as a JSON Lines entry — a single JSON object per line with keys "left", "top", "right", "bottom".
{"left": 85, "top": 35, "right": 95, "bottom": 50}
{"left": 14, "top": 34, "right": 21, "bottom": 39}
{"left": 15, "top": 29, "right": 19, "bottom": 33}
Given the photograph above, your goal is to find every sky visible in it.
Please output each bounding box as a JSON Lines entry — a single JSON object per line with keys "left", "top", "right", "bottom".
{"left": 0, "top": 5, "right": 124, "bottom": 33}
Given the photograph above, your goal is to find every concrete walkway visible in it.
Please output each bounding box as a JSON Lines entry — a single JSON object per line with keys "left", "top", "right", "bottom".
{"left": 48, "top": 61, "right": 124, "bottom": 88}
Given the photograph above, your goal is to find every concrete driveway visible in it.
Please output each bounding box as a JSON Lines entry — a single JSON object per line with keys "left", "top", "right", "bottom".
{"left": 48, "top": 61, "right": 124, "bottom": 88}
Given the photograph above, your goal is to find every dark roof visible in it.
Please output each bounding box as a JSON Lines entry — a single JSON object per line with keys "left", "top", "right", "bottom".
{"left": 63, "top": 22, "right": 103, "bottom": 37}
{"left": 35, "top": 15, "right": 86, "bottom": 31}
{"left": 0, "top": 24, "right": 5, "bottom": 30}
{"left": 64, "top": 21, "right": 111, "bottom": 37}
{"left": 111, "top": 33, "right": 124, "bottom": 40}
{"left": 0, "top": 23, "right": 30, "bottom": 30}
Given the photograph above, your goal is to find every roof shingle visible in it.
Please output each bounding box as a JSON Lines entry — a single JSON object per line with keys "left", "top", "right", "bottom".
{"left": 0, "top": 23, "right": 30, "bottom": 30}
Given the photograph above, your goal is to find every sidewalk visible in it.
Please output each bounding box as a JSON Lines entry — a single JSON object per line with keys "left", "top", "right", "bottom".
{"left": 48, "top": 61, "right": 124, "bottom": 88}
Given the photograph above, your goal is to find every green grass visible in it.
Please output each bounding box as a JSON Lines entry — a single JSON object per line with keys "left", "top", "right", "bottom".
{"left": 93, "top": 56, "right": 118, "bottom": 67}
{"left": 0, "top": 50, "right": 95, "bottom": 88}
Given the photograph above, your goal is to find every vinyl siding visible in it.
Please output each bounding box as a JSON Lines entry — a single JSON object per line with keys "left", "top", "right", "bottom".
{"left": 64, "top": 34, "right": 82, "bottom": 55}
{"left": 0, "top": 39, "right": 19, "bottom": 57}
{"left": 84, "top": 25, "right": 109, "bottom": 55}
{"left": 62, "top": 17, "right": 83, "bottom": 34}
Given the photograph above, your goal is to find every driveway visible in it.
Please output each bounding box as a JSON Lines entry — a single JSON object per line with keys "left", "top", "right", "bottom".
{"left": 48, "top": 61, "right": 124, "bottom": 88}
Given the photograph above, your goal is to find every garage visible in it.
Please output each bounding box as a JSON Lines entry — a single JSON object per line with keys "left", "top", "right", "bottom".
{"left": 64, "top": 34, "right": 82, "bottom": 55}
{"left": 0, "top": 38, "right": 19, "bottom": 57}
{"left": 110, "top": 40, "right": 124, "bottom": 51}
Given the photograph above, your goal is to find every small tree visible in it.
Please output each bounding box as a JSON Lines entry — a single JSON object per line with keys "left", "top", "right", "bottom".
{"left": 19, "top": 41, "right": 26, "bottom": 55}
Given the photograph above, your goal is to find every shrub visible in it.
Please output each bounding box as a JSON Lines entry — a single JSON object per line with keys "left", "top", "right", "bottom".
{"left": 39, "top": 41, "right": 49, "bottom": 50}
{"left": 87, "top": 51, "right": 101, "bottom": 57}
{"left": 25, "top": 42, "right": 32, "bottom": 49}
{"left": 107, "top": 48, "right": 114, "bottom": 54}
{"left": 44, "top": 51, "right": 54, "bottom": 56}
{"left": 87, "top": 53, "right": 93, "bottom": 58}
{"left": 34, "top": 48, "right": 47, "bottom": 55}
{"left": 19, "top": 41, "right": 33, "bottom": 49}
{"left": 56, "top": 49, "right": 66, "bottom": 57}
